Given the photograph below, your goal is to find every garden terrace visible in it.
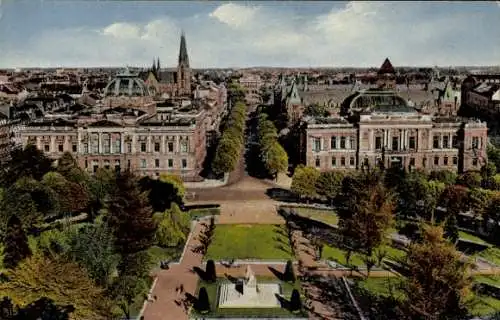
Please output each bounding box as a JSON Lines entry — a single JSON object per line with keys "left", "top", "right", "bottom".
{"left": 205, "top": 224, "right": 294, "bottom": 261}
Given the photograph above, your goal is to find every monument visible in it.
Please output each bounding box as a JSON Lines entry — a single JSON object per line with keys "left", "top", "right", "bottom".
{"left": 218, "top": 266, "right": 282, "bottom": 308}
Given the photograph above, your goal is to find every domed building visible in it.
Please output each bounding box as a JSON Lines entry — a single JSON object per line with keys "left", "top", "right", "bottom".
{"left": 302, "top": 88, "right": 488, "bottom": 173}
{"left": 104, "top": 68, "right": 153, "bottom": 97}
{"left": 102, "top": 68, "right": 155, "bottom": 112}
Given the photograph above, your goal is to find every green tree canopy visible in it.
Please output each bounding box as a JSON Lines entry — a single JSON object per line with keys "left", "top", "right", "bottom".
{"left": 315, "top": 171, "right": 344, "bottom": 204}
{"left": 291, "top": 166, "right": 320, "bottom": 200}
{"left": 0, "top": 254, "right": 114, "bottom": 320}
{"left": 108, "top": 171, "right": 156, "bottom": 256}
{"left": 3, "top": 215, "right": 31, "bottom": 269}
{"left": 262, "top": 141, "right": 288, "bottom": 177}
{"left": 401, "top": 225, "right": 472, "bottom": 319}
{"left": 0, "top": 145, "right": 54, "bottom": 187}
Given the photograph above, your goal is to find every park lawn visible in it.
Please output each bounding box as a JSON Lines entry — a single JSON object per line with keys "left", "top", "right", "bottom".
{"left": 352, "top": 276, "right": 404, "bottom": 300}
{"left": 291, "top": 207, "right": 339, "bottom": 226}
{"left": 474, "top": 275, "right": 500, "bottom": 288}
{"left": 323, "top": 244, "right": 406, "bottom": 267}
{"left": 459, "top": 231, "right": 490, "bottom": 245}
{"left": 192, "top": 276, "right": 306, "bottom": 318}
{"left": 478, "top": 247, "right": 500, "bottom": 266}
{"left": 206, "top": 224, "right": 293, "bottom": 260}
{"left": 188, "top": 207, "right": 221, "bottom": 220}
{"left": 469, "top": 294, "right": 500, "bottom": 316}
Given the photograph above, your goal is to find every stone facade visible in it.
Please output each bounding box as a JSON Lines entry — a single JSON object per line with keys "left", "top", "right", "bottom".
{"left": 303, "top": 90, "right": 488, "bottom": 173}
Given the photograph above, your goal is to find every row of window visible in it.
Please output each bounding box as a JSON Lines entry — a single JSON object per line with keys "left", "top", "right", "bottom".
{"left": 43, "top": 140, "right": 190, "bottom": 154}
{"left": 313, "top": 155, "right": 463, "bottom": 168}
{"left": 84, "top": 158, "right": 189, "bottom": 171}
{"left": 314, "top": 156, "right": 356, "bottom": 168}
{"left": 432, "top": 135, "right": 459, "bottom": 149}
{"left": 313, "top": 136, "right": 356, "bottom": 152}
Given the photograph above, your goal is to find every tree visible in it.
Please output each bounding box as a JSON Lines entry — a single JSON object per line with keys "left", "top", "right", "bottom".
{"left": 401, "top": 225, "right": 472, "bottom": 319}
{"left": 291, "top": 166, "right": 320, "bottom": 201}
{"left": 397, "top": 170, "right": 429, "bottom": 217}
{"left": 438, "top": 185, "right": 468, "bottom": 222}
{"left": 284, "top": 260, "right": 296, "bottom": 283}
{"left": 140, "top": 177, "right": 183, "bottom": 213}
{"left": 0, "top": 255, "right": 114, "bottom": 320}
{"left": 153, "top": 204, "right": 190, "bottom": 248}
{"left": 56, "top": 152, "right": 88, "bottom": 184}
{"left": 212, "top": 136, "right": 239, "bottom": 175}
{"left": 262, "top": 141, "right": 288, "bottom": 178}
{"left": 107, "top": 171, "right": 156, "bottom": 256}
{"left": 159, "top": 174, "right": 186, "bottom": 198}
{"left": 66, "top": 222, "right": 119, "bottom": 288}
{"left": 87, "top": 168, "right": 116, "bottom": 218}
{"left": 3, "top": 215, "right": 31, "bottom": 269}
{"left": 468, "top": 187, "right": 494, "bottom": 218}
{"left": 304, "top": 103, "right": 329, "bottom": 117}
{"left": 0, "top": 145, "right": 54, "bottom": 187}
{"left": 205, "top": 260, "right": 216, "bottom": 283}
{"left": 422, "top": 180, "right": 446, "bottom": 221}
{"left": 290, "top": 289, "right": 302, "bottom": 313}
{"left": 42, "top": 172, "right": 89, "bottom": 215}
{"left": 487, "top": 145, "right": 500, "bottom": 173}
{"left": 429, "top": 170, "right": 457, "bottom": 185}
{"left": 340, "top": 180, "right": 394, "bottom": 256}
{"left": 196, "top": 287, "right": 210, "bottom": 314}
{"left": 457, "top": 171, "right": 482, "bottom": 189}
{"left": 484, "top": 193, "right": 500, "bottom": 240}
{"left": 444, "top": 214, "right": 459, "bottom": 244}
{"left": 315, "top": 171, "right": 344, "bottom": 205}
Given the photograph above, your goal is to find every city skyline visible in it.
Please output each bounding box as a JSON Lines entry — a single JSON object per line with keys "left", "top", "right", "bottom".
{"left": 1, "top": 1, "right": 500, "bottom": 69}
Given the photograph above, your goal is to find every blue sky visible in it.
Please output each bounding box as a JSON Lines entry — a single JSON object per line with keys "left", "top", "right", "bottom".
{"left": 0, "top": 1, "right": 499, "bottom": 68}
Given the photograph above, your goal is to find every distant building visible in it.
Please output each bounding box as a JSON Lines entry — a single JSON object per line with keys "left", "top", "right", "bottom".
{"left": 461, "top": 74, "right": 500, "bottom": 115}
{"left": 302, "top": 89, "right": 487, "bottom": 173}
{"left": 273, "top": 75, "right": 305, "bottom": 124}
{"left": 142, "top": 33, "right": 193, "bottom": 98}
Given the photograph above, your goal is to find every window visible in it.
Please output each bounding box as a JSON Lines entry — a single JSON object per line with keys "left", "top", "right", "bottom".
{"left": 340, "top": 137, "right": 346, "bottom": 149}
{"left": 443, "top": 156, "right": 448, "bottom": 165}
{"left": 392, "top": 136, "right": 399, "bottom": 150}
{"left": 181, "top": 159, "right": 187, "bottom": 168}
{"left": 140, "top": 159, "right": 147, "bottom": 168}
{"left": 452, "top": 135, "right": 459, "bottom": 148}
{"left": 168, "top": 159, "right": 173, "bottom": 168}
{"left": 104, "top": 160, "right": 110, "bottom": 170}
{"left": 103, "top": 134, "right": 110, "bottom": 153}
{"left": 331, "top": 136, "right": 337, "bottom": 149}
{"left": 341, "top": 157, "right": 346, "bottom": 166}
{"left": 472, "top": 137, "right": 479, "bottom": 149}
{"left": 154, "top": 142, "right": 160, "bottom": 152}
{"left": 331, "top": 157, "right": 337, "bottom": 167}
{"left": 375, "top": 136, "right": 382, "bottom": 150}
{"left": 141, "top": 143, "right": 147, "bottom": 152}
{"left": 114, "top": 139, "right": 121, "bottom": 153}
{"left": 443, "top": 136, "right": 449, "bottom": 149}
{"left": 434, "top": 156, "right": 439, "bottom": 165}
{"left": 167, "top": 142, "right": 174, "bottom": 152}
{"left": 84, "top": 160, "right": 88, "bottom": 168}
{"left": 423, "top": 157, "right": 427, "bottom": 168}
{"left": 349, "top": 157, "right": 355, "bottom": 166}
{"left": 155, "top": 159, "right": 160, "bottom": 168}
{"left": 115, "top": 160, "right": 121, "bottom": 172}
{"left": 126, "top": 143, "right": 132, "bottom": 153}
{"left": 58, "top": 144, "right": 63, "bottom": 152}
{"left": 313, "top": 138, "right": 321, "bottom": 152}
{"left": 473, "top": 158, "right": 478, "bottom": 166}
{"left": 453, "top": 156, "right": 458, "bottom": 165}
{"left": 180, "top": 142, "right": 188, "bottom": 153}
{"left": 409, "top": 157, "right": 415, "bottom": 166}
{"left": 91, "top": 135, "right": 99, "bottom": 153}
{"left": 44, "top": 144, "right": 50, "bottom": 152}
{"left": 349, "top": 137, "right": 355, "bottom": 149}
{"left": 127, "top": 160, "right": 131, "bottom": 169}
{"left": 314, "top": 157, "right": 320, "bottom": 167}
{"left": 409, "top": 136, "right": 416, "bottom": 149}
{"left": 72, "top": 144, "right": 77, "bottom": 152}
{"left": 433, "top": 135, "right": 440, "bottom": 149}
{"left": 83, "top": 143, "right": 88, "bottom": 154}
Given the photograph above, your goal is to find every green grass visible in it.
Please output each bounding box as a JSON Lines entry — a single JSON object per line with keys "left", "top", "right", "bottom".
{"left": 469, "top": 294, "right": 500, "bottom": 316}
{"left": 206, "top": 225, "right": 293, "bottom": 260}
{"left": 459, "top": 231, "right": 490, "bottom": 245}
{"left": 192, "top": 276, "right": 306, "bottom": 318}
{"left": 323, "top": 244, "right": 406, "bottom": 267}
{"left": 189, "top": 207, "right": 221, "bottom": 220}
{"left": 147, "top": 245, "right": 183, "bottom": 268}
{"left": 475, "top": 275, "right": 500, "bottom": 288}
{"left": 289, "top": 207, "right": 339, "bottom": 226}
{"left": 352, "top": 276, "right": 404, "bottom": 300}
{"left": 478, "top": 247, "right": 500, "bottom": 266}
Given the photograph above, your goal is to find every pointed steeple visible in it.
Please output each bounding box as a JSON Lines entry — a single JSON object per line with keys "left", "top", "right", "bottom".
{"left": 178, "top": 31, "right": 190, "bottom": 67}
{"left": 156, "top": 58, "right": 161, "bottom": 72}
{"left": 378, "top": 57, "right": 395, "bottom": 75}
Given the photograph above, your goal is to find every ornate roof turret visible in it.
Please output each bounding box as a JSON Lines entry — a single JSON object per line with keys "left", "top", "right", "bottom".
{"left": 378, "top": 58, "right": 395, "bottom": 75}
{"left": 178, "top": 31, "right": 190, "bottom": 67}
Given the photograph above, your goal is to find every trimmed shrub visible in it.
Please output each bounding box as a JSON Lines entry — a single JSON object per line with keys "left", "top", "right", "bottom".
{"left": 205, "top": 260, "right": 216, "bottom": 283}
{"left": 290, "top": 289, "right": 302, "bottom": 313}
{"left": 196, "top": 287, "right": 210, "bottom": 314}
{"left": 284, "top": 260, "right": 296, "bottom": 283}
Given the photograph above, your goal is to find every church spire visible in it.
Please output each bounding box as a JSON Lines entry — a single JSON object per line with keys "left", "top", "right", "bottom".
{"left": 156, "top": 57, "right": 161, "bottom": 72}
{"left": 178, "top": 31, "right": 190, "bottom": 67}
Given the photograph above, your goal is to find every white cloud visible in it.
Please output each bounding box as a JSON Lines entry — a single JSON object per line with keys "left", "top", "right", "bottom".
{"left": 209, "top": 3, "right": 259, "bottom": 29}
{"left": 1, "top": 2, "right": 499, "bottom": 68}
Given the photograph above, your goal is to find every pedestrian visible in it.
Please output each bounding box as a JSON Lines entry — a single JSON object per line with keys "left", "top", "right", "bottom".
{"left": 180, "top": 284, "right": 184, "bottom": 293}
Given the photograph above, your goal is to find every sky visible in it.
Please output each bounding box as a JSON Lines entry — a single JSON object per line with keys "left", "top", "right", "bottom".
{"left": 0, "top": 1, "right": 499, "bottom": 68}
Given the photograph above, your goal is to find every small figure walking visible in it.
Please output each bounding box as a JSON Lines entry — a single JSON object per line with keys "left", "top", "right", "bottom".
{"left": 180, "top": 284, "right": 184, "bottom": 293}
